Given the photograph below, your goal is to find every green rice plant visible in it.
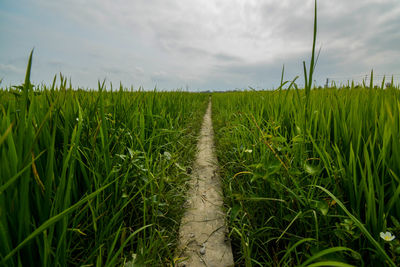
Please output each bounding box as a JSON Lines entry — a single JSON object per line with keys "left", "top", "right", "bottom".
{"left": 0, "top": 52, "right": 208, "bottom": 266}
{"left": 212, "top": 1, "right": 399, "bottom": 265}
{"left": 213, "top": 87, "right": 400, "bottom": 266}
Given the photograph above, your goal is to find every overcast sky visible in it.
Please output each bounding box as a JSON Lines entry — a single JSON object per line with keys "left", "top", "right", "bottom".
{"left": 1, "top": 0, "right": 400, "bottom": 91}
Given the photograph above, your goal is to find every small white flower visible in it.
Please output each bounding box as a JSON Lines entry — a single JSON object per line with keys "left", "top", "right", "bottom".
{"left": 163, "top": 151, "right": 172, "bottom": 160}
{"left": 244, "top": 149, "right": 253, "bottom": 153}
{"left": 380, "top": 231, "right": 396, "bottom": 241}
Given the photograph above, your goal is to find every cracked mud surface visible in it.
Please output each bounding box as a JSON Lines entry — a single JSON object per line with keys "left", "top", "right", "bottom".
{"left": 176, "top": 100, "right": 234, "bottom": 267}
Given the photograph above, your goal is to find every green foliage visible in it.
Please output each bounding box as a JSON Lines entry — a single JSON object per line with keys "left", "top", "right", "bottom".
{"left": 0, "top": 52, "right": 208, "bottom": 266}
{"left": 212, "top": 2, "right": 399, "bottom": 265}
{"left": 212, "top": 87, "right": 400, "bottom": 266}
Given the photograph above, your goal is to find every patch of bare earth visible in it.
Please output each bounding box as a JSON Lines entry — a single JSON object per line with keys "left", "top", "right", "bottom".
{"left": 175, "top": 100, "right": 234, "bottom": 267}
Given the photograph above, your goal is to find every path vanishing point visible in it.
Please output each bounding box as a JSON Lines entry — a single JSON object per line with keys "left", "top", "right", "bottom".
{"left": 176, "top": 100, "right": 234, "bottom": 267}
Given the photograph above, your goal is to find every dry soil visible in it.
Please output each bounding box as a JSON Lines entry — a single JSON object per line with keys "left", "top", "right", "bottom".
{"left": 175, "top": 100, "right": 234, "bottom": 267}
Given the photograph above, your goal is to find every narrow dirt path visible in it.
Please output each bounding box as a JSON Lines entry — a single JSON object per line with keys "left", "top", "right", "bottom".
{"left": 176, "top": 100, "right": 234, "bottom": 267}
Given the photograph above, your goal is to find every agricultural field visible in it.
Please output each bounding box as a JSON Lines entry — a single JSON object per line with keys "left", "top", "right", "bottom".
{"left": 1, "top": 3, "right": 400, "bottom": 266}
{"left": 212, "top": 86, "right": 400, "bottom": 266}
{"left": 2, "top": 55, "right": 400, "bottom": 267}
{"left": 0, "top": 55, "right": 209, "bottom": 266}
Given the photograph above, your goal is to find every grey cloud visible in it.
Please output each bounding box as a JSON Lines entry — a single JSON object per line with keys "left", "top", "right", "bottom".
{"left": 134, "top": 67, "right": 144, "bottom": 75}
{"left": 46, "top": 60, "right": 70, "bottom": 70}
{"left": 2, "top": 0, "right": 400, "bottom": 90}
{"left": 101, "top": 67, "right": 130, "bottom": 75}
{"left": 101, "top": 66, "right": 145, "bottom": 77}
{"left": 151, "top": 71, "right": 169, "bottom": 83}
{"left": 214, "top": 53, "right": 243, "bottom": 63}
{"left": 179, "top": 46, "right": 212, "bottom": 58}
{"left": 205, "top": 59, "right": 298, "bottom": 90}
{"left": 149, "top": 20, "right": 184, "bottom": 53}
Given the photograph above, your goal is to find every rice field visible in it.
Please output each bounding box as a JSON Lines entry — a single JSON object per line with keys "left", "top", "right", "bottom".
{"left": 212, "top": 86, "right": 400, "bottom": 266}
{"left": 0, "top": 53, "right": 208, "bottom": 266}
{"left": 2, "top": 55, "right": 400, "bottom": 267}
{"left": 1, "top": 2, "right": 400, "bottom": 266}
{"left": 210, "top": 3, "right": 400, "bottom": 265}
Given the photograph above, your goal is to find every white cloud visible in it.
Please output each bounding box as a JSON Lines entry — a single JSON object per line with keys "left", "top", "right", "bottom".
{"left": 0, "top": 63, "right": 22, "bottom": 73}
